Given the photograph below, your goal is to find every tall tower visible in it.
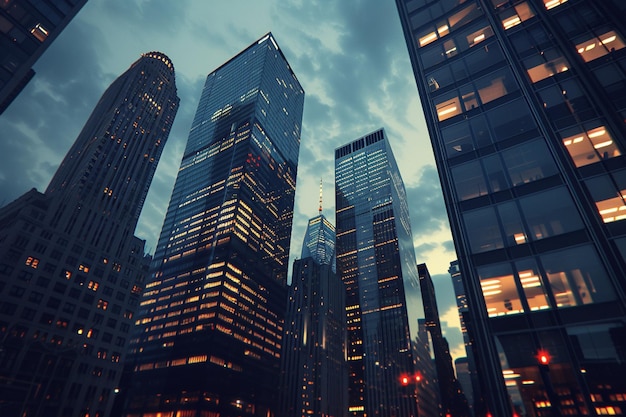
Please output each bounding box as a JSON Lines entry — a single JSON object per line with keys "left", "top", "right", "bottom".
{"left": 0, "top": 51, "right": 179, "bottom": 417}
{"left": 418, "top": 263, "right": 470, "bottom": 417}
{"left": 0, "top": 0, "right": 88, "bottom": 114}
{"left": 124, "top": 33, "right": 304, "bottom": 417}
{"left": 279, "top": 210, "right": 348, "bottom": 417}
{"left": 396, "top": 0, "right": 626, "bottom": 415}
{"left": 335, "top": 128, "right": 422, "bottom": 417}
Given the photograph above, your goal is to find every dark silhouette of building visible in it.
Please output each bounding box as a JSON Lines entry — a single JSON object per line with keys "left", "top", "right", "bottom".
{"left": 455, "top": 357, "right": 474, "bottom": 417}
{"left": 279, "top": 207, "right": 348, "bottom": 417}
{"left": 0, "top": 0, "right": 87, "bottom": 114}
{"left": 0, "top": 51, "right": 179, "bottom": 417}
{"left": 449, "top": 261, "right": 478, "bottom": 416}
{"left": 418, "top": 263, "right": 470, "bottom": 417}
{"left": 335, "top": 128, "right": 422, "bottom": 417}
{"left": 123, "top": 33, "right": 304, "bottom": 417}
{"left": 396, "top": 0, "right": 626, "bottom": 415}
{"left": 413, "top": 318, "right": 442, "bottom": 417}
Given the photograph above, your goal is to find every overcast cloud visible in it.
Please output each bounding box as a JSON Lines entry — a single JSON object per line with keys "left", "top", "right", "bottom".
{"left": 0, "top": 0, "right": 464, "bottom": 359}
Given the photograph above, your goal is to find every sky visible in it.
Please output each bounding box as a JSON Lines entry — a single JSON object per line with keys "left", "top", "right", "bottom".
{"left": 0, "top": 0, "right": 466, "bottom": 360}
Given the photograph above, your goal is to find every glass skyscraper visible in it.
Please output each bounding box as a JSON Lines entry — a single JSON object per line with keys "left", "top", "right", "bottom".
{"left": 124, "top": 33, "right": 304, "bottom": 417}
{"left": 0, "top": 51, "right": 179, "bottom": 417}
{"left": 396, "top": 0, "right": 626, "bottom": 415}
{"left": 279, "top": 212, "right": 347, "bottom": 417}
{"left": 335, "top": 128, "right": 422, "bottom": 417}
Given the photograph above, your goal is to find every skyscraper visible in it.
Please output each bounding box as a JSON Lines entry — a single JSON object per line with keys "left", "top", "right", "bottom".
{"left": 418, "top": 263, "right": 470, "bottom": 417}
{"left": 396, "top": 0, "right": 626, "bottom": 415}
{"left": 279, "top": 209, "right": 347, "bottom": 417}
{"left": 335, "top": 128, "right": 422, "bottom": 417}
{"left": 123, "top": 33, "right": 304, "bottom": 417}
{"left": 0, "top": 0, "right": 87, "bottom": 114}
{"left": 0, "top": 51, "right": 179, "bottom": 417}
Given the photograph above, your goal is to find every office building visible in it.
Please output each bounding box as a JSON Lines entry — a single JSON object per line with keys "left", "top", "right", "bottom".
{"left": 123, "top": 33, "right": 304, "bottom": 417}
{"left": 335, "top": 128, "right": 422, "bottom": 417}
{"left": 413, "top": 319, "right": 441, "bottom": 417}
{"left": 396, "top": 0, "right": 626, "bottom": 415}
{"left": 0, "top": 51, "right": 179, "bottom": 417}
{"left": 0, "top": 0, "right": 87, "bottom": 114}
{"left": 279, "top": 210, "right": 347, "bottom": 417}
{"left": 455, "top": 357, "right": 475, "bottom": 417}
{"left": 418, "top": 263, "right": 470, "bottom": 417}
{"left": 449, "top": 261, "right": 479, "bottom": 415}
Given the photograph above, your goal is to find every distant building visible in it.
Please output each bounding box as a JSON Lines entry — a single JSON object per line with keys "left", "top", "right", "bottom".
{"left": 455, "top": 357, "right": 474, "bottom": 416}
{"left": 449, "top": 260, "right": 479, "bottom": 416}
{"left": 397, "top": 0, "right": 626, "bottom": 414}
{"left": 0, "top": 51, "right": 179, "bottom": 417}
{"left": 279, "top": 210, "right": 348, "bottom": 417}
{"left": 413, "top": 319, "right": 441, "bottom": 417}
{"left": 123, "top": 33, "right": 304, "bottom": 417}
{"left": 418, "top": 263, "right": 470, "bottom": 417}
{"left": 0, "top": 0, "right": 87, "bottom": 114}
{"left": 335, "top": 128, "right": 422, "bottom": 417}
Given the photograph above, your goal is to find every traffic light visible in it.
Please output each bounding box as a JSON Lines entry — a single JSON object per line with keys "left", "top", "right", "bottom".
{"left": 537, "top": 349, "right": 551, "bottom": 365}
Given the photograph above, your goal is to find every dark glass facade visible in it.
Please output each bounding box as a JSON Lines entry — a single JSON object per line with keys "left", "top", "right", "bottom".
{"left": 396, "top": 0, "right": 626, "bottom": 415}
{"left": 279, "top": 213, "right": 347, "bottom": 417}
{"left": 0, "top": 0, "right": 87, "bottom": 114}
{"left": 335, "top": 128, "right": 422, "bottom": 417}
{"left": 0, "top": 51, "right": 179, "bottom": 417}
{"left": 124, "top": 33, "right": 304, "bottom": 417}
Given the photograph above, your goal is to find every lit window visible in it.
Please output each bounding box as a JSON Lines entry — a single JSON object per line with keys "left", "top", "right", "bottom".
{"left": 97, "top": 299, "right": 109, "bottom": 310}
{"left": 500, "top": 2, "right": 535, "bottom": 30}
{"left": 419, "top": 31, "right": 438, "bottom": 47}
{"left": 435, "top": 96, "right": 462, "bottom": 121}
{"left": 561, "top": 126, "right": 620, "bottom": 167}
{"left": 467, "top": 26, "right": 494, "bottom": 48}
{"left": 30, "top": 23, "right": 48, "bottom": 42}
{"left": 526, "top": 56, "right": 569, "bottom": 83}
{"left": 25, "top": 256, "right": 39, "bottom": 269}
{"left": 88, "top": 281, "right": 99, "bottom": 291}
{"left": 479, "top": 273, "right": 524, "bottom": 317}
{"left": 594, "top": 191, "right": 626, "bottom": 223}
{"left": 576, "top": 31, "right": 625, "bottom": 63}
{"left": 544, "top": 0, "right": 567, "bottom": 10}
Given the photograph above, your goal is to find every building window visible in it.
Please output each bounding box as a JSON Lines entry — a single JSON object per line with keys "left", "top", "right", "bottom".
{"left": 561, "top": 125, "right": 620, "bottom": 167}
{"left": 576, "top": 31, "right": 625, "bottom": 63}
{"left": 584, "top": 172, "right": 626, "bottom": 223}
{"left": 544, "top": 0, "right": 567, "bottom": 10}
{"left": 97, "top": 299, "right": 108, "bottom": 310}
{"left": 541, "top": 245, "right": 616, "bottom": 307}
{"left": 515, "top": 259, "right": 550, "bottom": 311}
{"left": 478, "top": 263, "right": 524, "bottom": 317}
{"left": 518, "top": 187, "right": 584, "bottom": 240}
{"left": 435, "top": 94, "right": 462, "bottom": 121}
{"left": 524, "top": 49, "right": 570, "bottom": 83}
{"left": 25, "top": 256, "right": 39, "bottom": 269}
{"left": 500, "top": 139, "right": 558, "bottom": 187}
{"left": 463, "top": 206, "right": 504, "bottom": 253}
{"left": 499, "top": 2, "right": 535, "bottom": 30}
{"left": 29, "top": 23, "right": 48, "bottom": 42}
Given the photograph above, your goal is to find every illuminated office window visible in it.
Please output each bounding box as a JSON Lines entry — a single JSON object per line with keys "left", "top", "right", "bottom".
{"left": 478, "top": 264, "right": 523, "bottom": 317}
{"left": 561, "top": 126, "right": 620, "bottom": 167}
{"left": 576, "top": 31, "right": 625, "bottom": 63}
{"left": 524, "top": 50, "right": 570, "bottom": 83}
{"left": 544, "top": 0, "right": 568, "bottom": 10}
{"left": 515, "top": 259, "right": 550, "bottom": 312}
{"left": 500, "top": 2, "right": 535, "bottom": 30}
{"left": 30, "top": 23, "right": 48, "bottom": 42}
{"left": 435, "top": 95, "right": 462, "bottom": 121}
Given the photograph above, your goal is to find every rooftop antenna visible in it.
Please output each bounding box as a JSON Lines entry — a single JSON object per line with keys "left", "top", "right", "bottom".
{"left": 318, "top": 178, "right": 323, "bottom": 215}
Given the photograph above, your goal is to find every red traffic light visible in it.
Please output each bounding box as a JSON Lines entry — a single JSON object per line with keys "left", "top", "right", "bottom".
{"left": 537, "top": 349, "right": 551, "bottom": 365}
{"left": 400, "top": 375, "right": 410, "bottom": 386}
